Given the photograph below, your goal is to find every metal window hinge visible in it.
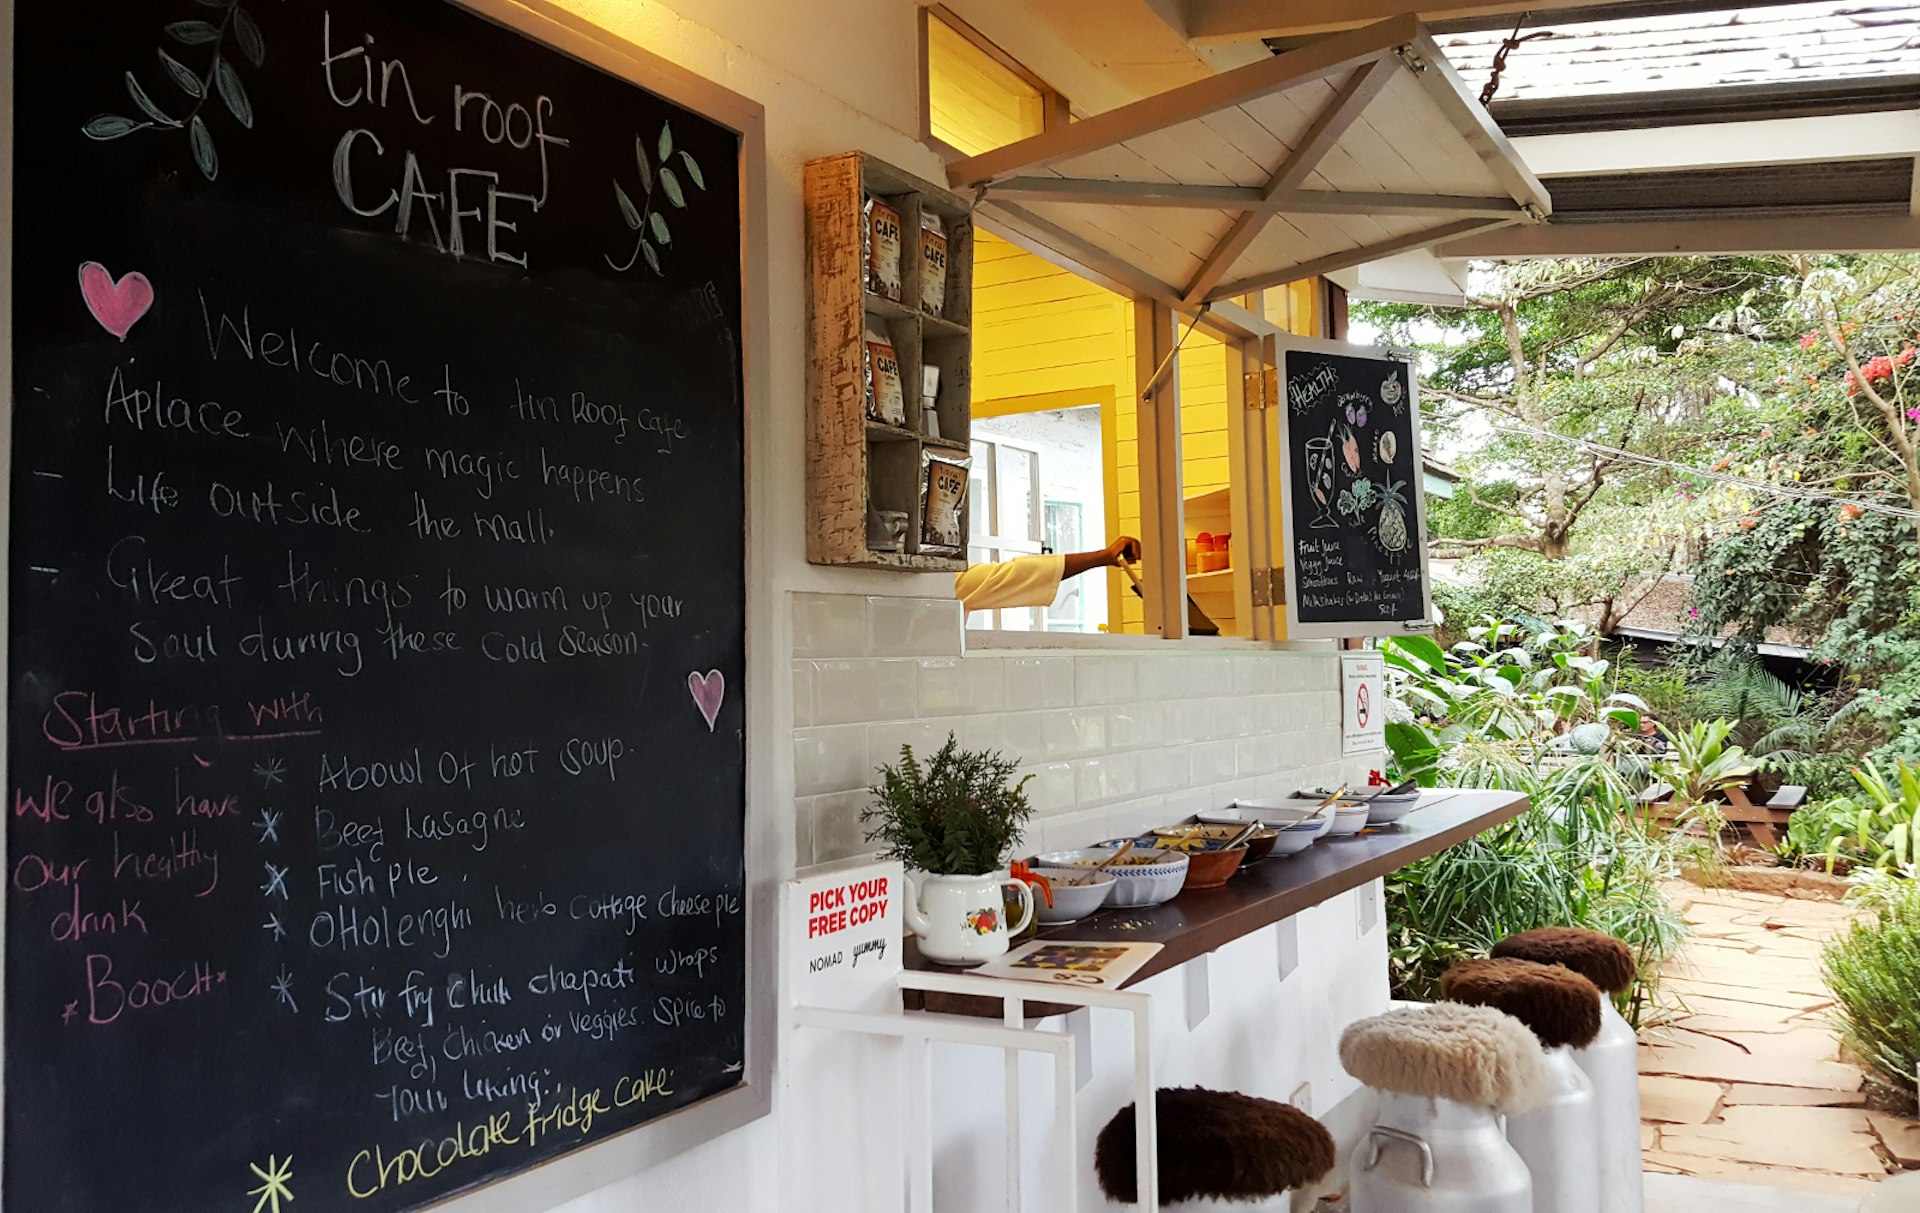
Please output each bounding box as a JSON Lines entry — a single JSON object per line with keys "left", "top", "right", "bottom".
{"left": 1250, "top": 567, "right": 1287, "bottom": 608}
{"left": 1243, "top": 368, "right": 1277, "bottom": 411}
{"left": 1393, "top": 45, "right": 1428, "bottom": 74}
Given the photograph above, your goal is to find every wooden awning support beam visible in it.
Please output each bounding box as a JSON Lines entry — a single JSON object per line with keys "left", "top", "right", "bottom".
{"left": 1208, "top": 216, "right": 1517, "bottom": 300}
{"left": 987, "top": 177, "right": 1529, "bottom": 219}
{"left": 945, "top": 14, "right": 1419, "bottom": 190}
{"left": 1182, "top": 57, "right": 1396, "bottom": 305}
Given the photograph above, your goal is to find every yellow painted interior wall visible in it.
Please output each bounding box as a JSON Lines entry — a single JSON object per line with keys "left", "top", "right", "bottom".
{"left": 971, "top": 231, "right": 1324, "bottom": 634}
{"left": 926, "top": 14, "right": 1045, "bottom": 155}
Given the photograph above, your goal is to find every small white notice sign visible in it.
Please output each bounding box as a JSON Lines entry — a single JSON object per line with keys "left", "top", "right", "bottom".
{"left": 786, "top": 859, "right": 902, "bottom": 1013}
{"left": 1342, "top": 652, "right": 1386, "bottom": 755}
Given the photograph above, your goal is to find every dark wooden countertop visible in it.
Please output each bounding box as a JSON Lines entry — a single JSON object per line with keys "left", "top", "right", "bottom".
{"left": 904, "top": 789, "right": 1529, "bottom": 1017}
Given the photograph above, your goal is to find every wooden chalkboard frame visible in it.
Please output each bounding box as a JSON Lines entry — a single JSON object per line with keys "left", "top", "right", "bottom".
{"left": 1273, "top": 334, "right": 1435, "bottom": 641}
{"left": 0, "top": 1, "right": 777, "bottom": 1209}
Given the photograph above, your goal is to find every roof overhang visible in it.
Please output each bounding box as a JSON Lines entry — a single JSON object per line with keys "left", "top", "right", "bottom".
{"left": 948, "top": 16, "right": 1551, "bottom": 309}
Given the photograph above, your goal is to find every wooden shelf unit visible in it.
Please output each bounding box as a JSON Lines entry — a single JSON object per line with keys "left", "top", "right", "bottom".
{"left": 805, "top": 151, "right": 975, "bottom": 569}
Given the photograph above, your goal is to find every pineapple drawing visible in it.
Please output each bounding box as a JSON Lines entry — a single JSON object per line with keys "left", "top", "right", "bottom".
{"left": 1378, "top": 477, "right": 1411, "bottom": 557}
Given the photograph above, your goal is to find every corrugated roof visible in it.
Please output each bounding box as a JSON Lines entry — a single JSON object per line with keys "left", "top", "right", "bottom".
{"left": 1440, "top": 2, "right": 1920, "bottom": 101}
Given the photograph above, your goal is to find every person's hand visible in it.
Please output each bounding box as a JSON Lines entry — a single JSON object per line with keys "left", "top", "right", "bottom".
{"left": 1105, "top": 535, "right": 1142, "bottom": 567}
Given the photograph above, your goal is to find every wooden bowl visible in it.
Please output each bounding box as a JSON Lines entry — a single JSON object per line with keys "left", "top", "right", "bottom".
{"left": 1181, "top": 844, "right": 1248, "bottom": 890}
{"left": 1150, "top": 824, "right": 1280, "bottom": 866}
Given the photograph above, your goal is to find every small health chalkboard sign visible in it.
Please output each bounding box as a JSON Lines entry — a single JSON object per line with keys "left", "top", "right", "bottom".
{"left": 1277, "top": 337, "right": 1434, "bottom": 639}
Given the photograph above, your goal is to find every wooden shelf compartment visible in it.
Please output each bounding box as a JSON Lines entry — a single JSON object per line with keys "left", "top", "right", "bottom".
{"left": 805, "top": 150, "right": 976, "bottom": 570}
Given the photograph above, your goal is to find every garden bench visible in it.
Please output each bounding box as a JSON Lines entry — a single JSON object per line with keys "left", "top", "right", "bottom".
{"left": 1642, "top": 783, "right": 1808, "bottom": 848}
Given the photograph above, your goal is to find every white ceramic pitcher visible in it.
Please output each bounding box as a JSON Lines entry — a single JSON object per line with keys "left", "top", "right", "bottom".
{"left": 902, "top": 870, "right": 1033, "bottom": 966}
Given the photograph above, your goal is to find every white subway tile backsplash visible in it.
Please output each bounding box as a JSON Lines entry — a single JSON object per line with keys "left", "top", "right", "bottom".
{"left": 1190, "top": 740, "right": 1238, "bottom": 784}
{"left": 794, "top": 593, "right": 868, "bottom": 659}
{"left": 809, "top": 790, "right": 877, "bottom": 865}
{"left": 1185, "top": 656, "right": 1234, "bottom": 697}
{"left": 1076, "top": 752, "right": 1139, "bottom": 807}
{"left": 1106, "top": 703, "right": 1163, "bottom": 750}
{"left": 1077, "top": 656, "right": 1141, "bottom": 706}
{"left": 1137, "top": 746, "right": 1191, "bottom": 795}
{"left": 1043, "top": 708, "right": 1108, "bottom": 760}
{"left": 967, "top": 658, "right": 1007, "bottom": 716}
{"left": 1004, "top": 657, "right": 1075, "bottom": 710}
{"left": 869, "top": 595, "right": 962, "bottom": 658}
{"left": 868, "top": 719, "right": 949, "bottom": 770}
{"left": 794, "top": 725, "right": 869, "bottom": 797}
{"left": 813, "top": 659, "right": 917, "bottom": 725}
{"left": 793, "top": 661, "right": 815, "bottom": 729}
{"left": 1163, "top": 700, "right": 1211, "bottom": 745}
{"left": 1021, "top": 762, "right": 1079, "bottom": 815}
{"left": 789, "top": 597, "right": 1366, "bottom": 867}
{"left": 1236, "top": 735, "right": 1281, "bottom": 778}
{"left": 917, "top": 659, "right": 970, "bottom": 715}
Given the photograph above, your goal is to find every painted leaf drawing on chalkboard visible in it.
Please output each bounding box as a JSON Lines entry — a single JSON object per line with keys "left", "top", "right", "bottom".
{"left": 81, "top": 0, "right": 265, "bottom": 181}
{"left": 607, "top": 119, "right": 708, "bottom": 275}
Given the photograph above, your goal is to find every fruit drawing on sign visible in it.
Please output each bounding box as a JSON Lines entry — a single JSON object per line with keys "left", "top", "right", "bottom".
{"left": 1377, "top": 477, "right": 1411, "bottom": 558}
{"left": 77, "top": 263, "right": 154, "bottom": 340}
{"left": 1340, "top": 391, "right": 1370, "bottom": 428}
{"left": 1337, "top": 421, "right": 1362, "bottom": 473}
{"left": 687, "top": 669, "right": 725, "bottom": 732}
{"left": 1355, "top": 682, "right": 1371, "bottom": 728}
{"left": 965, "top": 907, "right": 999, "bottom": 935}
{"left": 81, "top": 0, "right": 268, "bottom": 182}
{"left": 1377, "top": 430, "right": 1398, "bottom": 465}
{"left": 1380, "top": 372, "right": 1403, "bottom": 408}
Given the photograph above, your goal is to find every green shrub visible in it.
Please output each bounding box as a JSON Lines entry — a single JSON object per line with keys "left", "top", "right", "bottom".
{"left": 1785, "top": 759, "right": 1920, "bottom": 873}
{"left": 1823, "top": 879, "right": 1920, "bottom": 1098}
{"left": 861, "top": 736, "right": 1034, "bottom": 875}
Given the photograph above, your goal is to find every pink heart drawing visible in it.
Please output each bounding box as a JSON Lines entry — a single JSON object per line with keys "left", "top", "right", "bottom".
{"left": 688, "top": 670, "right": 725, "bottom": 733}
{"left": 78, "top": 262, "right": 154, "bottom": 341}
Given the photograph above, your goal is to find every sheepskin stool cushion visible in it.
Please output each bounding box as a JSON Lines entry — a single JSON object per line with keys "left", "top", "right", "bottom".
{"left": 1339, "top": 1003, "right": 1552, "bottom": 1117}
{"left": 1493, "top": 927, "right": 1636, "bottom": 995}
{"left": 1093, "top": 1087, "right": 1335, "bottom": 1206}
{"left": 1441, "top": 957, "right": 1602, "bottom": 1050}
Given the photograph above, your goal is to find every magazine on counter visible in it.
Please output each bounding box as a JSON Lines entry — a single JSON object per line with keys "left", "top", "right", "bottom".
{"left": 973, "top": 940, "right": 1164, "bottom": 990}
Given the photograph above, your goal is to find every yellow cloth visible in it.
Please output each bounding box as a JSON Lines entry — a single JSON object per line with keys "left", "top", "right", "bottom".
{"left": 953, "top": 554, "right": 1065, "bottom": 612}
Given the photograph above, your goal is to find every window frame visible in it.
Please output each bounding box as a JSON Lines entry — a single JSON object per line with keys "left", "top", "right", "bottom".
{"left": 918, "top": 4, "right": 1070, "bottom": 163}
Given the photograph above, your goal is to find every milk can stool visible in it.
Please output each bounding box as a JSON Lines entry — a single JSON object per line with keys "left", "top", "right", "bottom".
{"left": 1492, "top": 928, "right": 1642, "bottom": 1213}
{"left": 1338, "top": 1003, "right": 1552, "bottom": 1213}
{"left": 1094, "top": 1087, "right": 1336, "bottom": 1211}
{"left": 1441, "top": 958, "right": 1603, "bottom": 1213}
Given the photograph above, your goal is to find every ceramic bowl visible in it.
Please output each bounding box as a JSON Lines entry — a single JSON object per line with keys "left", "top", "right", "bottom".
{"left": 1284, "top": 808, "right": 1336, "bottom": 842}
{"left": 1181, "top": 844, "right": 1248, "bottom": 889}
{"left": 1150, "top": 824, "right": 1279, "bottom": 866}
{"left": 1267, "top": 827, "right": 1319, "bottom": 857}
{"left": 1365, "top": 795, "right": 1422, "bottom": 825}
{"left": 1034, "top": 869, "right": 1115, "bottom": 924}
{"left": 1200, "top": 801, "right": 1319, "bottom": 831}
{"left": 1034, "top": 847, "right": 1187, "bottom": 909}
{"left": 1325, "top": 803, "right": 1371, "bottom": 836}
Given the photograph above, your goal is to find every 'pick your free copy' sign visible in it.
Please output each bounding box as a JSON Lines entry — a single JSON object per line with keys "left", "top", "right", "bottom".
{"left": 786, "top": 860, "right": 902, "bottom": 1012}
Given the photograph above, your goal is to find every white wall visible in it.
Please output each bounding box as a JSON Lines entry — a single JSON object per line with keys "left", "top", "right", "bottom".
{"left": 414, "top": 4, "right": 1392, "bottom": 1211}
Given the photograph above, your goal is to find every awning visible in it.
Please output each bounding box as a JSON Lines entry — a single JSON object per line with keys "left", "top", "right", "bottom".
{"left": 945, "top": 15, "right": 1551, "bottom": 310}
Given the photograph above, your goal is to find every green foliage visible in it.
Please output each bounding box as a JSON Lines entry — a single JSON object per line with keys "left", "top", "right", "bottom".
{"left": 1379, "top": 616, "right": 1691, "bottom": 1022}
{"left": 1655, "top": 720, "right": 1756, "bottom": 806}
{"left": 861, "top": 736, "right": 1034, "bottom": 875}
{"left": 1822, "top": 877, "right": 1920, "bottom": 1098}
{"left": 1791, "top": 759, "right": 1920, "bottom": 874}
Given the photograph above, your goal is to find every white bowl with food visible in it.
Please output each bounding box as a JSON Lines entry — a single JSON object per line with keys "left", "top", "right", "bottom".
{"left": 1034, "top": 847, "right": 1188, "bottom": 909}
{"left": 1034, "top": 869, "right": 1116, "bottom": 924}
{"left": 1325, "top": 802, "right": 1372, "bottom": 836}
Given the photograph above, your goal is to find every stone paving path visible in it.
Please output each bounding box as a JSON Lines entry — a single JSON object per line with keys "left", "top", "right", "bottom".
{"left": 1639, "top": 882, "right": 1920, "bottom": 1200}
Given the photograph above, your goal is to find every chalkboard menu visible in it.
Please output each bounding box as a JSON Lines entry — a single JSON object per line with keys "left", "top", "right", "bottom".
{"left": 7, "top": 3, "right": 748, "bottom": 1211}
{"left": 1278, "top": 341, "right": 1432, "bottom": 638}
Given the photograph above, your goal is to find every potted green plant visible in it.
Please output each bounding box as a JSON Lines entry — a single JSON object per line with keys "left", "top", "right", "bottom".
{"left": 862, "top": 735, "right": 1036, "bottom": 965}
